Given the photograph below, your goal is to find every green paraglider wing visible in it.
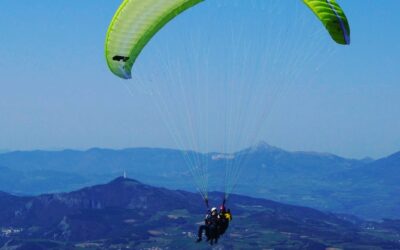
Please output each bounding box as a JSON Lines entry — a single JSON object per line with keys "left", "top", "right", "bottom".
{"left": 105, "top": 0, "right": 350, "bottom": 79}
{"left": 105, "top": 0, "right": 204, "bottom": 79}
{"left": 303, "top": 0, "right": 350, "bottom": 45}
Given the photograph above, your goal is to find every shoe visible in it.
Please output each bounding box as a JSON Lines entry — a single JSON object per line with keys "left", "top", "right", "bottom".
{"left": 196, "top": 238, "right": 202, "bottom": 243}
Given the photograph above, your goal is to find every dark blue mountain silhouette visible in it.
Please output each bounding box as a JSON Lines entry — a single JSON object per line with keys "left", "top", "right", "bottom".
{"left": 1, "top": 177, "right": 400, "bottom": 249}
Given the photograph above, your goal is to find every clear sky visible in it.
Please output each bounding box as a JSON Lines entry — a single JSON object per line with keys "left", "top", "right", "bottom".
{"left": 0, "top": 0, "right": 399, "bottom": 159}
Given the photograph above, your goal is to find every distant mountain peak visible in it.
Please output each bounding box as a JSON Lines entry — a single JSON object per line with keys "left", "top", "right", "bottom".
{"left": 109, "top": 176, "right": 142, "bottom": 185}
{"left": 250, "top": 141, "right": 283, "bottom": 152}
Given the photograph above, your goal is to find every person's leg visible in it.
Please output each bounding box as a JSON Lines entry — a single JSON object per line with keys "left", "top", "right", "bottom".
{"left": 209, "top": 226, "right": 216, "bottom": 245}
{"left": 205, "top": 225, "right": 210, "bottom": 240}
{"left": 197, "top": 225, "right": 206, "bottom": 242}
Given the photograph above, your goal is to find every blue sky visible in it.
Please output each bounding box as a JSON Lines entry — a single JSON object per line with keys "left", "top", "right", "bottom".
{"left": 0, "top": 0, "right": 399, "bottom": 159}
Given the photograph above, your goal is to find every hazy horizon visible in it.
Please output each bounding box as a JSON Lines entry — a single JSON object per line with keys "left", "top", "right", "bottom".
{"left": 0, "top": 140, "right": 390, "bottom": 161}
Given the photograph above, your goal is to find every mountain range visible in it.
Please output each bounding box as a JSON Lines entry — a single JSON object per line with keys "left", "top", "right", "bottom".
{"left": 0, "top": 143, "right": 398, "bottom": 220}
{"left": 1, "top": 177, "right": 400, "bottom": 250}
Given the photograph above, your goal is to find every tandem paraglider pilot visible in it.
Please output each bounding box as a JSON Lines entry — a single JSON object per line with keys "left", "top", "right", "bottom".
{"left": 196, "top": 205, "right": 232, "bottom": 245}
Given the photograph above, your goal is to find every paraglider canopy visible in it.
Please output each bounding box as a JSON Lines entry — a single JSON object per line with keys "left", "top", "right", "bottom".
{"left": 105, "top": 0, "right": 350, "bottom": 79}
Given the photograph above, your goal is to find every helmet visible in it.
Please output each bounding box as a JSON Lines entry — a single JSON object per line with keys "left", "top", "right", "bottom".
{"left": 211, "top": 207, "right": 217, "bottom": 212}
